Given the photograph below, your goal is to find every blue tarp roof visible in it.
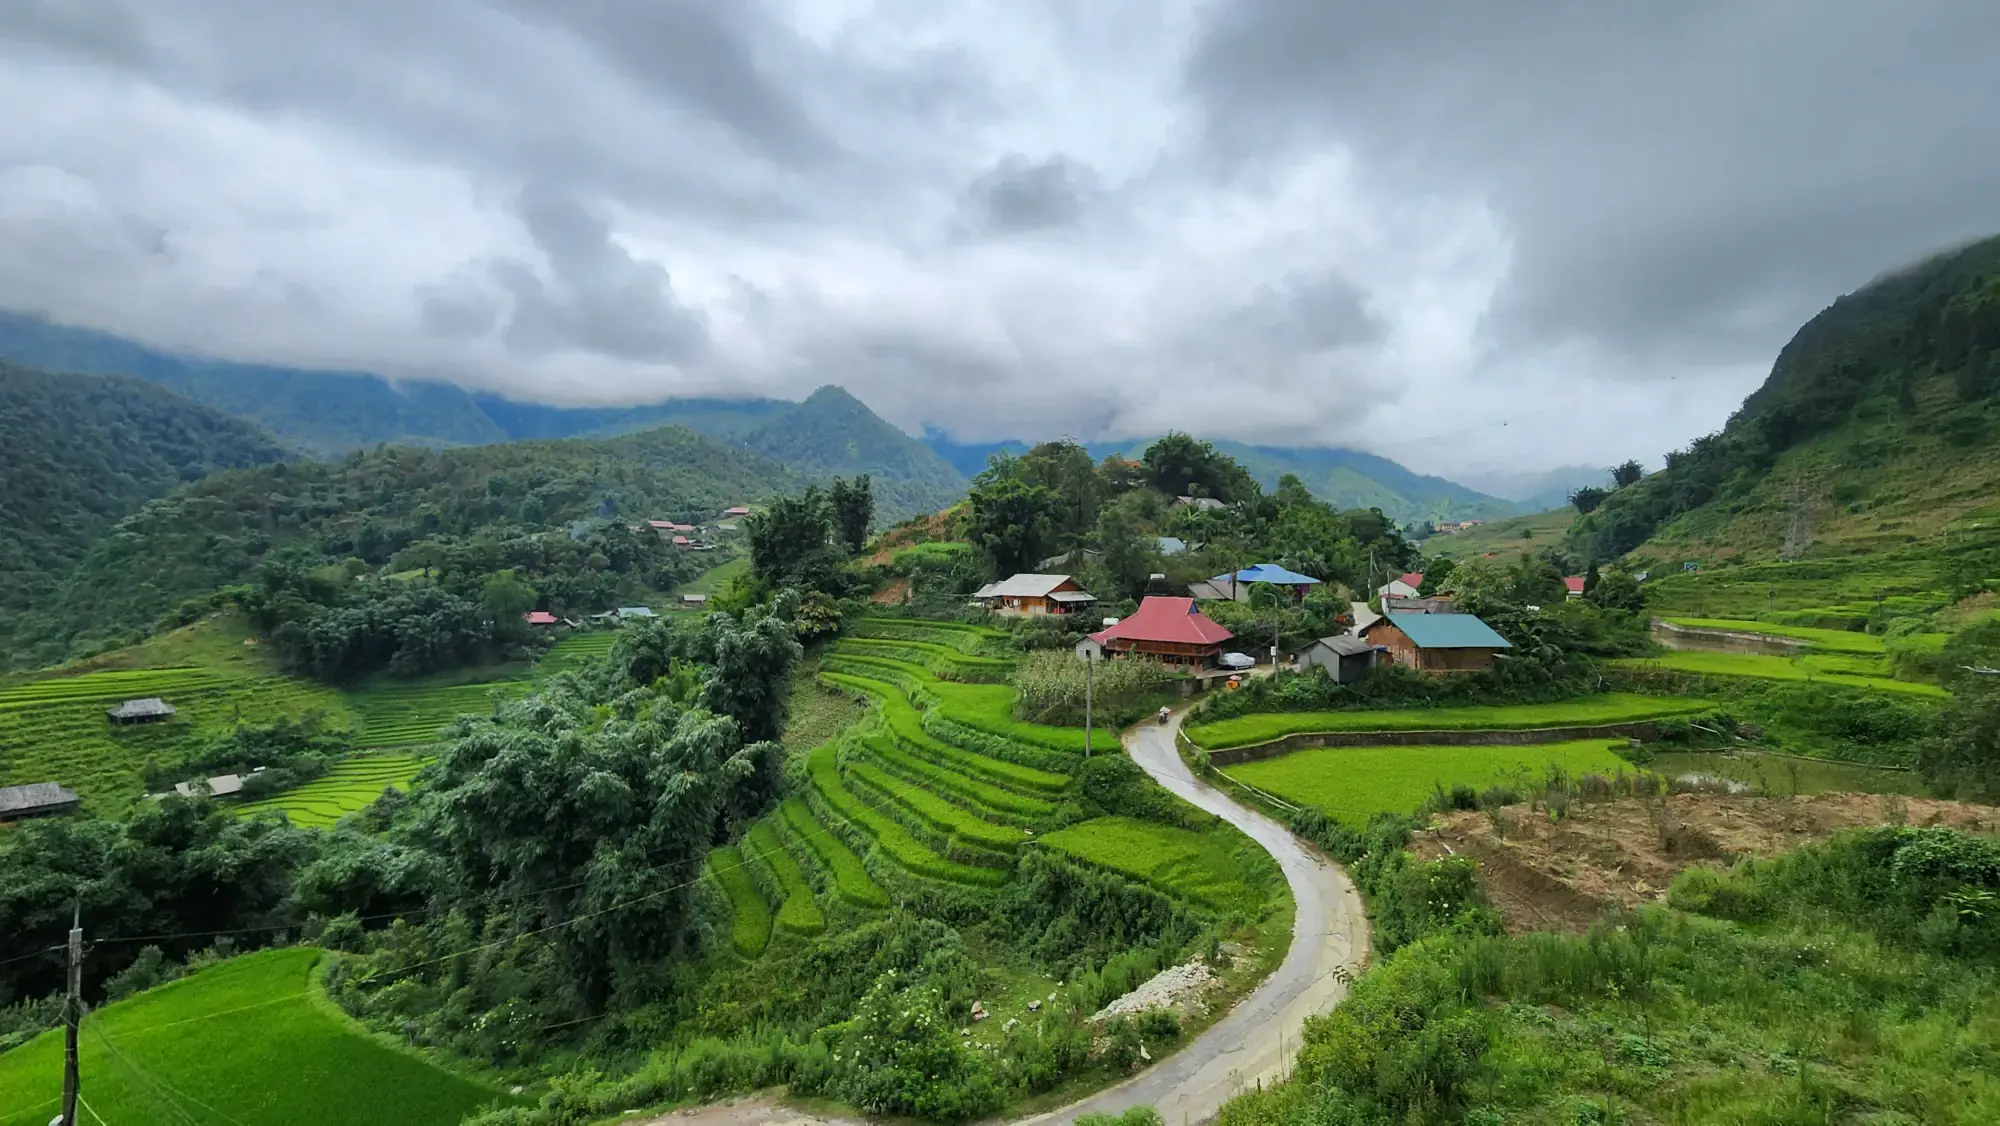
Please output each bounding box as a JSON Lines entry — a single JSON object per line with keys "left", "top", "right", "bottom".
{"left": 1383, "top": 612, "right": 1511, "bottom": 650}
{"left": 1157, "top": 536, "right": 1188, "bottom": 555}
{"left": 1212, "top": 563, "right": 1322, "bottom": 586}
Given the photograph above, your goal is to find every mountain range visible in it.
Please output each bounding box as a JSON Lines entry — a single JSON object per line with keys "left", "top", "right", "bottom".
{"left": 0, "top": 309, "right": 1518, "bottom": 526}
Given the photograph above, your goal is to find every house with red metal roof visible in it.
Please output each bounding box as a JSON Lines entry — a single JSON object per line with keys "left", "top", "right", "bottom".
{"left": 1563, "top": 575, "right": 1587, "bottom": 599}
{"left": 1089, "top": 596, "right": 1234, "bottom": 667}
{"left": 524, "top": 610, "right": 559, "bottom": 626}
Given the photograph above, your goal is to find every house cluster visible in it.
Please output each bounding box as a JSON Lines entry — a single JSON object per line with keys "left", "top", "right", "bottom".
{"left": 973, "top": 557, "right": 1519, "bottom": 681}
{"left": 1428, "top": 519, "right": 1486, "bottom": 535}
{"left": 631, "top": 517, "right": 719, "bottom": 550}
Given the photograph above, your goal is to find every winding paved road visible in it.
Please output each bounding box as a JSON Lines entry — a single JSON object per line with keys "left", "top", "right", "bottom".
{"left": 1013, "top": 709, "right": 1370, "bottom": 1126}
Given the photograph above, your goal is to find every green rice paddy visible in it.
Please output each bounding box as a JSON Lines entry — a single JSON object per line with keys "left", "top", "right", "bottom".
{"left": 709, "top": 846, "right": 773, "bottom": 958}
{"left": 235, "top": 755, "right": 431, "bottom": 828}
{"left": 344, "top": 680, "right": 536, "bottom": 749}
{"left": 0, "top": 947, "right": 515, "bottom": 1126}
{"left": 1037, "top": 816, "right": 1279, "bottom": 916}
{"left": 1613, "top": 651, "right": 1948, "bottom": 696}
{"left": 1221, "top": 740, "right": 1636, "bottom": 826}
{"left": 1184, "top": 693, "right": 1712, "bottom": 750}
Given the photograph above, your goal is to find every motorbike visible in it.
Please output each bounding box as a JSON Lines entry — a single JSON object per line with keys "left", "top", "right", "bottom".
{"left": 1157, "top": 707, "right": 1171, "bottom": 725}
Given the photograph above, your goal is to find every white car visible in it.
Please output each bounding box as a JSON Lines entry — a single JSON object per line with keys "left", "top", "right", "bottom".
{"left": 1218, "top": 652, "right": 1256, "bottom": 670}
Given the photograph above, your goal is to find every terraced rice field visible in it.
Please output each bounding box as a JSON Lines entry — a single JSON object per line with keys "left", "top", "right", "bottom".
{"left": 345, "top": 680, "right": 536, "bottom": 748}
{"left": 538, "top": 629, "right": 619, "bottom": 675}
{"left": 1222, "top": 740, "right": 1637, "bottom": 826}
{"left": 779, "top": 797, "right": 888, "bottom": 909}
{"left": 1612, "top": 651, "right": 1947, "bottom": 697}
{"left": 709, "top": 845, "right": 773, "bottom": 957}
{"left": 744, "top": 819, "right": 825, "bottom": 935}
{"left": 1037, "top": 816, "right": 1279, "bottom": 917}
{"left": 1184, "top": 693, "right": 1714, "bottom": 750}
{"left": 235, "top": 755, "right": 431, "bottom": 828}
{"left": 1660, "top": 617, "right": 1888, "bottom": 653}
{"left": 0, "top": 667, "right": 351, "bottom": 809}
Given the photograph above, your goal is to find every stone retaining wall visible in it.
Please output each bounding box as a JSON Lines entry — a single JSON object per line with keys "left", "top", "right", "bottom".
{"left": 1649, "top": 619, "right": 1804, "bottom": 656}
{"left": 1207, "top": 720, "right": 1667, "bottom": 766}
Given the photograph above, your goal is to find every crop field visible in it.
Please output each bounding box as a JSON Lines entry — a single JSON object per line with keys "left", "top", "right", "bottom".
{"left": 820, "top": 672, "right": 1071, "bottom": 793}
{"left": 1184, "top": 693, "right": 1713, "bottom": 750}
{"left": 536, "top": 629, "right": 618, "bottom": 675}
{"left": 851, "top": 615, "right": 1013, "bottom": 655}
{"left": 0, "top": 666, "right": 351, "bottom": 809}
{"left": 779, "top": 797, "right": 888, "bottom": 908}
{"left": 1222, "top": 740, "right": 1636, "bottom": 826}
{"left": 1037, "top": 816, "right": 1278, "bottom": 916}
{"left": 236, "top": 755, "right": 431, "bottom": 828}
{"left": 1613, "top": 651, "right": 1947, "bottom": 696}
{"left": 854, "top": 734, "right": 1057, "bottom": 819}
{"left": 0, "top": 947, "right": 514, "bottom": 1126}
{"left": 709, "top": 845, "right": 773, "bottom": 957}
{"left": 743, "top": 819, "right": 825, "bottom": 935}
{"left": 835, "top": 635, "right": 1015, "bottom": 674}
{"left": 1660, "top": 617, "right": 1887, "bottom": 652}
{"left": 804, "top": 743, "right": 1009, "bottom": 886}
{"left": 845, "top": 758, "right": 1031, "bottom": 851}
{"left": 345, "top": 679, "right": 536, "bottom": 748}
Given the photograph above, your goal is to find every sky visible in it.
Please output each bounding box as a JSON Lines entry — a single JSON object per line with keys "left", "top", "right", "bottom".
{"left": 3, "top": 1, "right": 1999, "bottom": 479}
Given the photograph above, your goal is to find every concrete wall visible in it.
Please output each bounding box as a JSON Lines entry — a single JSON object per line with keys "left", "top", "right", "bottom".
{"left": 1649, "top": 619, "right": 1804, "bottom": 657}
{"left": 1208, "top": 719, "right": 1665, "bottom": 766}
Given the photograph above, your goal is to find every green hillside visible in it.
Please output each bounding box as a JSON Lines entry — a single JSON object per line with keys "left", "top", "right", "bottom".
{"left": 1, "top": 426, "right": 798, "bottom": 668}
{"left": 740, "top": 385, "right": 969, "bottom": 520}
{"left": 0, "top": 947, "right": 513, "bottom": 1126}
{"left": 0, "top": 361, "right": 287, "bottom": 613}
{"left": 1419, "top": 507, "right": 1577, "bottom": 559}
{"left": 1572, "top": 233, "right": 2000, "bottom": 564}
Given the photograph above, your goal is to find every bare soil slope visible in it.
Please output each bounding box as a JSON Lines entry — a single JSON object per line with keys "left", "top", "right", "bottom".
{"left": 1413, "top": 792, "right": 2000, "bottom": 934}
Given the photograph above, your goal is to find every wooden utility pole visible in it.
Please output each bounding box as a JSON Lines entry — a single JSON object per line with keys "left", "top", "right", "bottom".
{"left": 1082, "top": 651, "right": 1093, "bottom": 759}
{"left": 61, "top": 904, "right": 81, "bottom": 1126}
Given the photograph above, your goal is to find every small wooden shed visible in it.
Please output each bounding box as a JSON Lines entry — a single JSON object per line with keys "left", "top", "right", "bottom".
{"left": 1299, "top": 635, "right": 1383, "bottom": 684}
{"left": 107, "top": 698, "right": 177, "bottom": 726}
{"left": 0, "top": 782, "right": 82, "bottom": 822}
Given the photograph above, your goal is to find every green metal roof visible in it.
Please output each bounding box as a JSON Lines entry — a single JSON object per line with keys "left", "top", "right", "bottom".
{"left": 1383, "top": 612, "right": 1511, "bottom": 650}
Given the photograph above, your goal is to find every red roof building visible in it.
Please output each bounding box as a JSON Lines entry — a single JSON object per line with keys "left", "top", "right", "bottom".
{"left": 672, "top": 535, "right": 691, "bottom": 546}
{"left": 1563, "top": 575, "right": 1587, "bottom": 598}
{"left": 648, "top": 520, "right": 695, "bottom": 532}
{"left": 1399, "top": 572, "right": 1425, "bottom": 590}
{"left": 1089, "top": 596, "right": 1234, "bottom": 667}
{"left": 722, "top": 506, "right": 752, "bottom": 517}
{"left": 524, "top": 611, "right": 559, "bottom": 626}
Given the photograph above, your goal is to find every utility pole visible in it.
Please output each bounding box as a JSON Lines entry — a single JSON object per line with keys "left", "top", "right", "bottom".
{"left": 61, "top": 903, "right": 81, "bottom": 1126}
{"left": 1083, "top": 650, "right": 1093, "bottom": 759}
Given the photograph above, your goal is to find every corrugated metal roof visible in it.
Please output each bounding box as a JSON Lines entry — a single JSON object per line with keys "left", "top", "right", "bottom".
{"left": 1090, "top": 597, "right": 1234, "bottom": 646}
{"left": 1215, "top": 563, "right": 1322, "bottom": 586}
{"left": 1309, "top": 635, "right": 1380, "bottom": 657}
{"left": 1378, "top": 611, "right": 1511, "bottom": 650}
{"left": 976, "top": 573, "right": 1079, "bottom": 599}
{"left": 0, "top": 782, "right": 80, "bottom": 815}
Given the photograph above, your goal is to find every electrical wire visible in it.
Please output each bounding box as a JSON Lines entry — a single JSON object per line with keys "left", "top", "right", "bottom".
{"left": 78, "top": 1094, "right": 113, "bottom": 1126}
{"left": 93, "top": 1021, "right": 250, "bottom": 1126}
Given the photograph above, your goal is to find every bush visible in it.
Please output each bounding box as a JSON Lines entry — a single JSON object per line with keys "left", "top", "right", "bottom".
{"left": 1013, "top": 650, "right": 1181, "bottom": 726}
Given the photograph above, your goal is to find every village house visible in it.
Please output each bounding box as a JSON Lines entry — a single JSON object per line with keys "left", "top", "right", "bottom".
{"left": 614, "top": 606, "right": 657, "bottom": 623}
{"left": 1360, "top": 611, "right": 1512, "bottom": 674}
{"left": 107, "top": 697, "right": 176, "bottom": 726}
{"left": 1190, "top": 563, "right": 1322, "bottom": 604}
{"left": 1174, "top": 495, "right": 1228, "bottom": 512}
{"left": 972, "top": 574, "right": 1098, "bottom": 616}
{"left": 1089, "top": 596, "right": 1234, "bottom": 668}
{"left": 0, "top": 782, "right": 81, "bottom": 822}
{"left": 1377, "top": 572, "right": 1424, "bottom": 600}
{"left": 1564, "top": 576, "right": 1587, "bottom": 599}
{"left": 721, "top": 506, "right": 752, "bottom": 518}
{"left": 1299, "top": 635, "right": 1383, "bottom": 684}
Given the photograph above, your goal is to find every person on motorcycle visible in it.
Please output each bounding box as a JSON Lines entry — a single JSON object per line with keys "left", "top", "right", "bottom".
{"left": 1158, "top": 706, "right": 1171, "bottom": 724}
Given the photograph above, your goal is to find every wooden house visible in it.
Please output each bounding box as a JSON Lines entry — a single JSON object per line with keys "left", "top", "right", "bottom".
{"left": 0, "top": 782, "right": 81, "bottom": 822}
{"left": 107, "top": 698, "right": 176, "bottom": 726}
{"left": 1088, "top": 596, "right": 1234, "bottom": 667}
{"left": 1360, "top": 611, "right": 1511, "bottom": 674}
{"left": 971, "top": 574, "right": 1098, "bottom": 616}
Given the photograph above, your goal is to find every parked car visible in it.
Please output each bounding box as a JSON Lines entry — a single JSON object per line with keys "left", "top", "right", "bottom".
{"left": 1218, "top": 652, "right": 1256, "bottom": 670}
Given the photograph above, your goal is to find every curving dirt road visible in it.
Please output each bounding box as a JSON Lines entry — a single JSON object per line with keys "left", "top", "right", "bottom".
{"left": 643, "top": 710, "right": 1368, "bottom": 1126}
{"left": 1011, "top": 710, "right": 1369, "bottom": 1126}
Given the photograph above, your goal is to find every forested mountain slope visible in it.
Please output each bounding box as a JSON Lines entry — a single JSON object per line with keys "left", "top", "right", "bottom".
{"left": 1572, "top": 233, "right": 2000, "bottom": 563}
{"left": 2, "top": 426, "right": 803, "bottom": 668}
{"left": 741, "top": 385, "right": 969, "bottom": 519}
{"left": 0, "top": 361, "right": 287, "bottom": 614}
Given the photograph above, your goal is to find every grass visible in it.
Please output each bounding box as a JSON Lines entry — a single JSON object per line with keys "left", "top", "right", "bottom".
{"left": 0, "top": 666, "right": 353, "bottom": 811}
{"left": 344, "top": 679, "right": 536, "bottom": 748}
{"left": 854, "top": 735, "right": 1057, "bottom": 819}
{"left": 1036, "top": 816, "right": 1278, "bottom": 916}
{"left": 536, "top": 630, "right": 618, "bottom": 676}
{"left": 820, "top": 672, "right": 1071, "bottom": 794}
{"left": 1185, "top": 693, "right": 1713, "bottom": 750}
{"left": 679, "top": 556, "right": 748, "bottom": 597}
{"left": 235, "top": 755, "right": 431, "bottom": 828}
{"left": 0, "top": 947, "right": 513, "bottom": 1126}
{"left": 1614, "top": 651, "right": 1948, "bottom": 696}
{"left": 924, "top": 680, "right": 1092, "bottom": 755}
{"left": 845, "top": 758, "right": 1031, "bottom": 852}
{"left": 1648, "top": 750, "right": 1928, "bottom": 797}
{"left": 804, "top": 742, "right": 1010, "bottom": 887}
{"left": 782, "top": 662, "right": 868, "bottom": 755}
{"left": 743, "top": 819, "right": 825, "bottom": 936}
{"left": 835, "top": 636, "right": 1015, "bottom": 673}
{"left": 1661, "top": 617, "right": 1887, "bottom": 653}
{"left": 1222, "top": 740, "right": 1637, "bottom": 826}
{"left": 1420, "top": 507, "right": 1578, "bottom": 560}
{"left": 851, "top": 616, "right": 1013, "bottom": 655}
{"left": 708, "top": 846, "right": 773, "bottom": 958}
{"left": 779, "top": 797, "right": 888, "bottom": 909}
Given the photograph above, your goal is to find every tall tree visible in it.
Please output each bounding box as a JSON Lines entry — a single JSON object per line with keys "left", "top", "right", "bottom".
{"left": 1015, "top": 440, "right": 1102, "bottom": 544}
{"left": 967, "top": 475, "right": 1059, "bottom": 577}
{"left": 1611, "top": 460, "right": 1645, "bottom": 488}
{"left": 1095, "top": 505, "right": 1156, "bottom": 601}
{"left": 829, "top": 474, "right": 874, "bottom": 556}
{"left": 1570, "top": 485, "right": 1609, "bottom": 514}
{"left": 746, "top": 487, "right": 834, "bottom": 583}
{"left": 1141, "top": 432, "right": 1256, "bottom": 503}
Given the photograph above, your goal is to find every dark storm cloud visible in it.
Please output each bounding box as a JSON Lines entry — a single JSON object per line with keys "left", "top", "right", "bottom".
{"left": 957, "top": 154, "right": 1098, "bottom": 237}
{"left": 1185, "top": 0, "right": 2000, "bottom": 366}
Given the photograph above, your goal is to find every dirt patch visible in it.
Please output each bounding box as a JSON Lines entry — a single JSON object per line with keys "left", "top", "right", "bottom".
{"left": 1090, "top": 960, "right": 1220, "bottom": 1024}
{"left": 869, "top": 576, "right": 910, "bottom": 605}
{"left": 634, "top": 1094, "right": 862, "bottom": 1126}
{"left": 1412, "top": 792, "right": 2000, "bottom": 934}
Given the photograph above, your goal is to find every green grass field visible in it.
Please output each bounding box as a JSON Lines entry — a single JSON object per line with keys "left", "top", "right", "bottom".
{"left": 1660, "top": 617, "right": 1887, "bottom": 653}
{"left": 1222, "top": 740, "right": 1636, "bottom": 826}
{"left": 0, "top": 666, "right": 352, "bottom": 810}
{"left": 1184, "top": 693, "right": 1712, "bottom": 750}
{"left": 1037, "top": 816, "right": 1278, "bottom": 916}
{"left": 1420, "top": 508, "right": 1577, "bottom": 559}
{"left": 1614, "top": 651, "right": 1948, "bottom": 697}
{"left": 854, "top": 735, "right": 1057, "bottom": 819}
{"left": 235, "top": 755, "right": 431, "bottom": 828}
{"left": 804, "top": 743, "right": 1009, "bottom": 887}
{"left": 679, "top": 556, "right": 748, "bottom": 596}
{"left": 536, "top": 630, "right": 618, "bottom": 675}
{"left": 820, "top": 672, "right": 1071, "bottom": 793}
{"left": 743, "top": 819, "right": 826, "bottom": 936}
{"left": 709, "top": 845, "right": 773, "bottom": 958}
{"left": 0, "top": 947, "right": 513, "bottom": 1126}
